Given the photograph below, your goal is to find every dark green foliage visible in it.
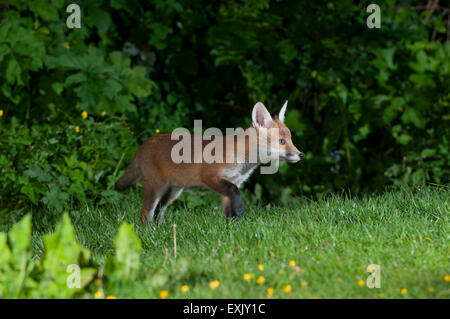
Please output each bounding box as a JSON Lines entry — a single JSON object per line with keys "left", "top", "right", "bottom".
{"left": 0, "top": 114, "right": 136, "bottom": 212}
{"left": 0, "top": 0, "right": 448, "bottom": 211}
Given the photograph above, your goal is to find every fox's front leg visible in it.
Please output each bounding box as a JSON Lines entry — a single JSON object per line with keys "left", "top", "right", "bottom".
{"left": 229, "top": 186, "right": 244, "bottom": 218}
{"left": 222, "top": 193, "right": 244, "bottom": 218}
{"left": 222, "top": 196, "right": 233, "bottom": 218}
{"left": 205, "top": 178, "right": 244, "bottom": 218}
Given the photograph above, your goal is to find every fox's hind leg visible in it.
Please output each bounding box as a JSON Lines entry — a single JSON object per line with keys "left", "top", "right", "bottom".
{"left": 140, "top": 179, "right": 168, "bottom": 225}
{"left": 157, "top": 186, "right": 183, "bottom": 222}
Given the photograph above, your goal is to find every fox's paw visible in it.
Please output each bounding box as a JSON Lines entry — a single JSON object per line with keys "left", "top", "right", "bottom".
{"left": 232, "top": 199, "right": 244, "bottom": 218}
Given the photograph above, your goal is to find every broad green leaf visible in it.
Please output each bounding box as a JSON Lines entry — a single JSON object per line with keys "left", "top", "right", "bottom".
{"left": 6, "top": 58, "right": 22, "bottom": 85}
{"left": 109, "top": 51, "right": 131, "bottom": 70}
{"left": 41, "top": 187, "right": 69, "bottom": 212}
{"left": 0, "top": 233, "right": 12, "bottom": 263}
{"left": 65, "top": 73, "right": 88, "bottom": 86}
{"left": 8, "top": 214, "right": 31, "bottom": 253}
{"left": 104, "top": 78, "right": 123, "bottom": 99}
{"left": 396, "top": 133, "right": 412, "bottom": 145}
{"left": 373, "top": 48, "right": 397, "bottom": 70}
{"left": 124, "top": 66, "right": 152, "bottom": 97}
{"left": 409, "top": 73, "right": 436, "bottom": 88}
{"left": 20, "top": 184, "right": 38, "bottom": 205}
{"left": 2, "top": 83, "right": 21, "bottom": 104}
{"left": 420, "top": 148, "right": 436, "bottom": 158}
{"left": 112, "top": 222, "right": 141, "bottom": 280}
{"left": 51, "top": 82, "right": 64, "bottom": 95}
{"left": 372, "top": 95, "right": 390, "bottom": 109}
{"left": 277, "top": 39, "right": 298, "bottom": 64}
{"left": 402, "top": 107, "right": 426, "bottom": 128}
{"left": 0, "top": 44, "right": 10, "bottom": 63}
{"left": 32, "top": 0, "right": 59, "bottom": 20}
{"left": 88, "top": 7, "right": 112, "bottom": 32}
{"left": 114, "top": 94, "right": 136, "bottom": 112}
{"left": 412, "top": 168, "right": 426, "bottom": 185}
{"left": 382, "top": 104, "right": 398, "bottom": 123}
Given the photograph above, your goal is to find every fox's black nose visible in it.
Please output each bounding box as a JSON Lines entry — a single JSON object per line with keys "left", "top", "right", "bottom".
{"left": 299, "top": 152, "right": 304, "bottom": 159}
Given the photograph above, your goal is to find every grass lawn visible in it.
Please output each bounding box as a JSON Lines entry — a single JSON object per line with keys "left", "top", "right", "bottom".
{"left": 2, "top": 186, "right": 449, "bottom": 299}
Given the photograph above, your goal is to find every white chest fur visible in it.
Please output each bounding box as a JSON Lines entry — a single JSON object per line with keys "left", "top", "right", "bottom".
{"left": 222, "top": 163, "right": 259, "bottom": 187}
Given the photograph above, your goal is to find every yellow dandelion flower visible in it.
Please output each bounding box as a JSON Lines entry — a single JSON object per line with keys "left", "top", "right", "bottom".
{"left": 209, "top": 280, "right": 220, "bottom": 290}
{"left": 258, "top": 264, "right": 264, "bottom": 271}
{"left": 159, "top": 290, "right": 168, "bottom": 299}
{"left": 267, "top": 287, "right": 274, "bottom": 296}
{"left": 156, "top": 128, "right": 160, "bottom": 133}
{"left": 256, "top": 276, "right": 265, "bottom": 285}
{"left": 64, "top": 42, "right": 70, "bottom": 49}
{"left": 358, "top": 280, "right": 365, "bottom": 287}
{"left": 81, "top": 111, "right": 88, "bottom": 119}
{"left": 75, "top": 126, "right": 80, "bottom": 133}
{"left": 400, "top": 288, "right": 407, "bottom": 294}
{"left": 0, "top": 109, "right": 3, "bottom": 117}
{"left": 243, "top": 273, "right": 251, "bottom": 281}
{"left": 283, "top": 285, "right": 292, "bottom": 293}
{"left": 301, "top": 281, "right": 308, "bottom": 287}
{"left": 181, "top": 285, "right": 189, "bottom": 293}
{"left": 101, "top": 111, "right": 106, "bottom": 117}
{"left": 429, "top": 287, "right": 435, "bottom": 293}
{"left": 289, "top": 260, "right": 296, "bottom": 267}
{"left": 94, "top": 278, "right": 101, "bottom": 287}
{"left": 106, "top": 296, "right": 116, "bottom": 299}
{"left": 444, "top": 275, "right": 450, "bottom": 282}
{"left": 94, "top": 291, "right": 103, "bottom": 299}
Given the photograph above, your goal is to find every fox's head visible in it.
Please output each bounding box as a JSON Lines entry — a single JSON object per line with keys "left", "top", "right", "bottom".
{"left": 251, "top": 101, "right": 304, "bottom": 163}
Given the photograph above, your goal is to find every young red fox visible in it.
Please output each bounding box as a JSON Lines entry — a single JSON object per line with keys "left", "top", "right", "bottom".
{"left": 114, "top": 101, "right": 303, "bottom": 224}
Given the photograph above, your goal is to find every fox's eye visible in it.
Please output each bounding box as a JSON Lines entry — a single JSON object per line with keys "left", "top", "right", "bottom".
{"left": 279, "top": 139, "right": 286, "bottom": 145}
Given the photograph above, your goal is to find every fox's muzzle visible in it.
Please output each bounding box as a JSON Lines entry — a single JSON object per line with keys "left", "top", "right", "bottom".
{"left": 283, "top": 151, "right": 303, "bottom": 163}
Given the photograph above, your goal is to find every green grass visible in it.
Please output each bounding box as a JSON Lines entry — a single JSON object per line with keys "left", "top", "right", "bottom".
{"left": 2, "top": 186, "right": 449, "bottom": 298}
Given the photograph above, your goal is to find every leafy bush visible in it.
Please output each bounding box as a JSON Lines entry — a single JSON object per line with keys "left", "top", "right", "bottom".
{"left": 0, "top": 115, "right": 136, "bottom": 211}
{"left": 0, "top": 214, "right": 95, "bottom": 298}
{"left": 0, "top": 213, "right": 191, "bottom": 298}
{"left": 0, "top": 0, "right": 448, "bottom": 212}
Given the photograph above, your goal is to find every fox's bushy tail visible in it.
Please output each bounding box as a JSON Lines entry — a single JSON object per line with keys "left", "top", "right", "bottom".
{"left": 114, "top": 159, "right": 140, "bottom": 191}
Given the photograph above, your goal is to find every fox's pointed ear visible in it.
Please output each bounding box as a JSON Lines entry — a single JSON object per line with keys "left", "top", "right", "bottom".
{"left": 278, "top": 100, "right": 288, "bottom": 123}
{"left": 252, "top": 102, "right": 273, "bottom": 128}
